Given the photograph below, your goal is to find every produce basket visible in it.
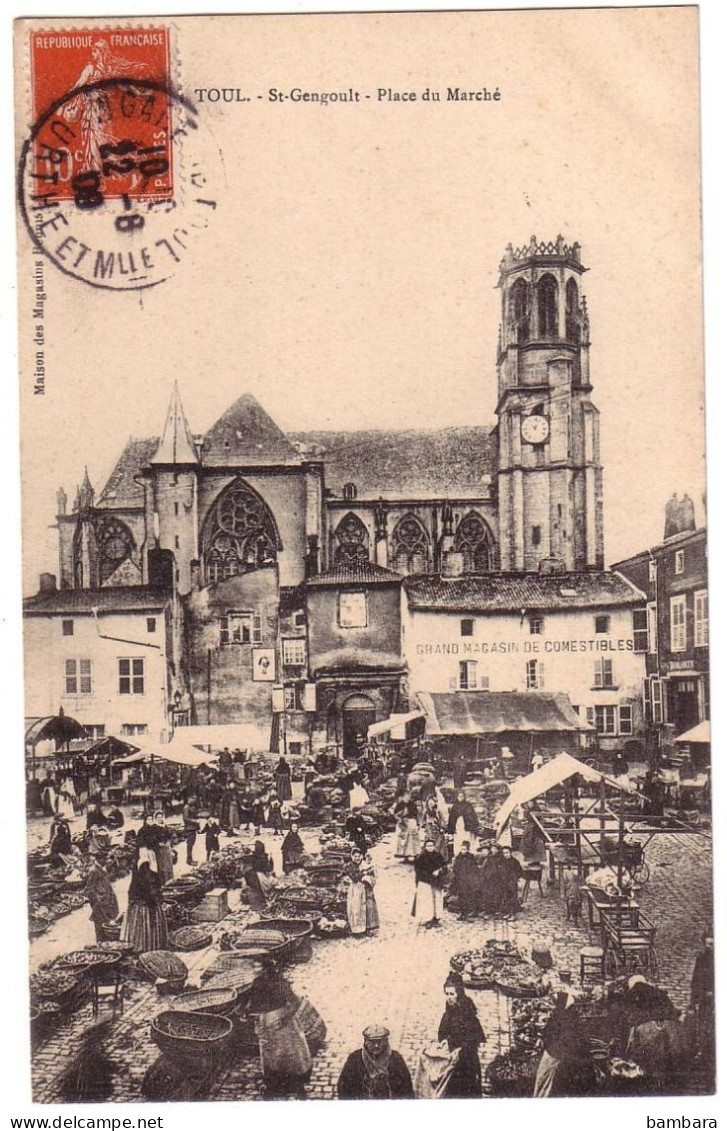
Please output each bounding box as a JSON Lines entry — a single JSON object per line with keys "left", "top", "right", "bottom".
{"left": 245, "top": 918, "right": 314, "bottom": 964}
{"left": 169, "top": 925, "right": 213, "bottom": 952}
{"left": 169, "top": 987, "right": 238, "bottom": 1016}
{"left": 151, "top": 1010, "right": 233, "bottom": 1064}
{"left": 84, "top": 940, "right": 133, "bottom": 957}
{"left": 462, "top": 973, "right": 495, "bottom": 990}
{"left": 203, "top": 968, "right": 257, "bottom": 997}
{"left": 55, "top": 950, "right": 121, "bottom": 973}
{"left": 139, "top": 950, "right": 189, "bottom": 983}
{"left": 494, "top": 976, "right": 548, "bottom": 999}
{"left": 485, "top": 1050, "right": 540, "bottom": 1098}
{"left": 202, "top": 953, "right": 259, "bottom": 981}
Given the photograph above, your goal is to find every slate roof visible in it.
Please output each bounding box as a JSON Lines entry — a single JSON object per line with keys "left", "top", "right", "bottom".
{"left": 97, "top": 438, "right": 159, "bottom": 507}
{"left": 404, "top": 571, "right": 645, "bottom": 612}
{"left": 24, "top": 586, "right": 171, "bottom": 615}
{"left": 307, "top": 563, "right": 403, "bottom": 588}
{"left": 95, "top": 419, "right": 498, "bottom": 507}
{"left": 291, "top": 426, "right": 497, "bottom": 498}
{"left": 151, "top": 383, "right": 199, "bottom": 465}
{"left": 201, "top": 394, "right": 301, "bottom": 466}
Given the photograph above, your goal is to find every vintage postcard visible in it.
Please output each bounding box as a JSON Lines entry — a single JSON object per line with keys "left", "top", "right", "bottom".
{"left": 13, "top": 6, "right": 714, "bottom": 1108}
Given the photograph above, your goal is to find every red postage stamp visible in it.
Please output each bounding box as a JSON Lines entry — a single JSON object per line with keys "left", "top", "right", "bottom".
{"left": 29, "top": 27, "right": 173, "bottom": 202}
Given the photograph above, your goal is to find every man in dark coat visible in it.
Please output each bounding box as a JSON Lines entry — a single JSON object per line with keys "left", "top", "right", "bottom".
{"left": 337, "top": 1025, "right": 414, "bottom": 1100}
{"left": 414, "top": 838, "right": 447, "bottom": 928}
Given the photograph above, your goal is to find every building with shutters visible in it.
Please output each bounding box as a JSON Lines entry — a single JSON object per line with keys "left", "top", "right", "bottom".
{"left": 23, "top": 236, "right": 651, "bottom": 757}
{"left": 612, "top": 496, "right": 709, "bottom": 746}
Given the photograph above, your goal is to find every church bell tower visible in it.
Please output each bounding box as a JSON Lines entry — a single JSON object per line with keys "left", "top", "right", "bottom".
{"left": 495, "top": 236, "right": 604, "bottom": 572}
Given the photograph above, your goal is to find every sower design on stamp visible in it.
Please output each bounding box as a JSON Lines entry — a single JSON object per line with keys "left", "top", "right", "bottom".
{"left": 19, "top": 28, "right": 222, "bottom": 291}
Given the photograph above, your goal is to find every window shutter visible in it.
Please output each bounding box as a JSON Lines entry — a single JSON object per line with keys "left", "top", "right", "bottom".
{"left": 632, "top": 608, "right": 648, "bottom": 652}
{"left": 619, "top": 704, "right": 633, "bottom": 735}
{"left": 449, "top": 675, "right": 459, "bottom": 690}
{"left": 480, "top": 674, "right": 490, "bottom": 690}
{"left": 220, "top": 616, "right": 229, "bottom": 645}
{"left": 586, "top": 706, "right": 595, "bottom": 727}
{"left": 252, "top": 615, "right": 263, "bottom": 644}
{"left": 538, "top": 662, "right": 545, "bottom": 688}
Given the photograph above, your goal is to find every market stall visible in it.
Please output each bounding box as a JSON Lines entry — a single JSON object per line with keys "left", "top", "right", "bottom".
{"left": 416, "top": 691, "right": 591, "bottom": 777}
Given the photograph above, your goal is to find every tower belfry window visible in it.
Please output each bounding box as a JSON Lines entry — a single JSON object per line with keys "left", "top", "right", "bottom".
{"left": 510, "top": 278, "right": 530, "bottom": 343}
{"left": 537, "top": 275, "right": 558, "bottom": 338}
{"left": 566, "top": 278, "right": 580, "bottom": 343}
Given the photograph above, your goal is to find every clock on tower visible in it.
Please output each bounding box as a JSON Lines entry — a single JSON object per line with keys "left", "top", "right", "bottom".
{"left": 494, "top": 236, "right": 603, "bottom": 572}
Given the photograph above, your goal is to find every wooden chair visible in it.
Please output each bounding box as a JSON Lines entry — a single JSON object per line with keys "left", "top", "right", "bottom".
{"left": 91, "top": 963, "right": 125, "bottom": 1020}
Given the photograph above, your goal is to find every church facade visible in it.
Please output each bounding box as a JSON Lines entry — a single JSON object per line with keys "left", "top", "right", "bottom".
{"left": 24, "top": 237, "right": 647, "bottom": 758}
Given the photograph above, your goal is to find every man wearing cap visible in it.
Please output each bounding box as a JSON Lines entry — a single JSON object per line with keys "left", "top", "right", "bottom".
{"left": 337, "top": 1024, "right": 414, "bottom": 1099}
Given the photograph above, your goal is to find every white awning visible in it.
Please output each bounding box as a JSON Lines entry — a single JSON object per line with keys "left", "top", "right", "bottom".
{"left": 675, "top": 720, "right": 710, "bottom": 744}
{"left": 112, "top": 739, "right": 217, "bottom": 768}
{"left": 367, "top": 711, "right": 425, "bottom": 739}
{"left": 493, "top": 752, "right": 635, "bottom": 835}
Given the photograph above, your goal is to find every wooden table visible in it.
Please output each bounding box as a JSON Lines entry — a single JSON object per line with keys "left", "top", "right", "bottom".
{"left": 582, "top": 886, "right": 640, "bottom": 934}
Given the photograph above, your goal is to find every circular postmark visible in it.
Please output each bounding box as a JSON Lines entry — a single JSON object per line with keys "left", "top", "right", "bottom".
{"left": 18, "top": 77, "right": 220, "bottom": 291}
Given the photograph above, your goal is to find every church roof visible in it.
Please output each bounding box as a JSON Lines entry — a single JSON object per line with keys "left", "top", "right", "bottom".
{"left": 97, "top": 438, "right": 159, "bottom": 508}
{"left": 290, "top": 426, "right": 497, "bottom": 498}
{"left": 404, "top": 571, "right": 645, "bottom": 613}
{"left": 201, "top": 393, "right": 301, "bottom": 466}
{"left": 151, "top": 383, "right": 198, "bottom": 465}
{"left": 94, "top": 417, "right": 497, "bottom": 506}
{"left": 307, "top": 562, "right": 403, "bottom": 588}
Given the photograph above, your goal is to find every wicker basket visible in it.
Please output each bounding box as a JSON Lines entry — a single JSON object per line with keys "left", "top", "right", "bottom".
{"left": 139, "top": 950, "right": 189, "bottom": 982}
{"left": 245, "top": 919, "right": 314, "bottom": 964}
{"left": 169, "top": 987, "right": 238, "bottom": 1016}
{"left": 151, "top": 1010, "right": 233, "bottom": 1063}
{"left": 494, "top": 978, "right": 547, "bottom": 999}
{"left": 203, "top": 953, "right": 259, "bottom": 980}
{"left": 169, "top": 925, "right": 213, "bottom": 952}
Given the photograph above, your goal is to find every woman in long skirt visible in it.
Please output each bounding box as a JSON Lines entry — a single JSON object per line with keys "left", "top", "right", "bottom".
{"left": 421, "top": 796, "right": 449, "bottom": 862}
{"left": 248, "top": 960, "right": 313, "bottom": 1097}
{"left": 153, "top": 811, "right": 175, "bottom": 886}
{"left": 122, "top": 847, "right": 168, "bottom": 952}
{"left": 341, "top": 849, "right": 379, "bottom": 935}
{"left": 274, "top": 757, "right": 293, "bottom": 802}
{"left": 438, "top": 973, "right": 486, "bottom": 1097}
{"left": 393, "top": 793, "right": 420, "bottom": 861}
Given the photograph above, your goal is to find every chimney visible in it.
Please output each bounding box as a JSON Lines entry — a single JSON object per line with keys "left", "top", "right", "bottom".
{"left": 39, "top": 572, "right": 57, "bottom": 593}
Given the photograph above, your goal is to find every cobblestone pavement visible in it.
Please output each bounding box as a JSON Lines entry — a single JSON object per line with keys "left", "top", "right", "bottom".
{"left": 30, "top": 821, "right": 713, "bottom": 1103}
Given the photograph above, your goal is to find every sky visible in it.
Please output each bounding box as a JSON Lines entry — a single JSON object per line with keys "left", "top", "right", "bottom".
{"left": 15, "top": 7, "right": 705, "bottom": 592}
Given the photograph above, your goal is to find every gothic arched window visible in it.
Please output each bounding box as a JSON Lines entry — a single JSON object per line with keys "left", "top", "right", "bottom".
{"left": 454, "top": 512, "right": 493, "bottom": 573}
{"left": 392, "top": 514, "right": 429, "bottom": 575}
{"left": 95, "top": 517, "right": 135, "bottom": 584}
{"left": 202, "top": 479, "right": 279, "bottom": 584}
{"left": 566, "top": 278, "right": 580, "bottom": 344}
{"left": 334, "top": 513, "right": 370, "bottom": 565}
{"left": 510, "top": 278, "right": 530, "bottom": 343}
{"left": 537, "top": 274, "right": 558, "bottom": 338}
